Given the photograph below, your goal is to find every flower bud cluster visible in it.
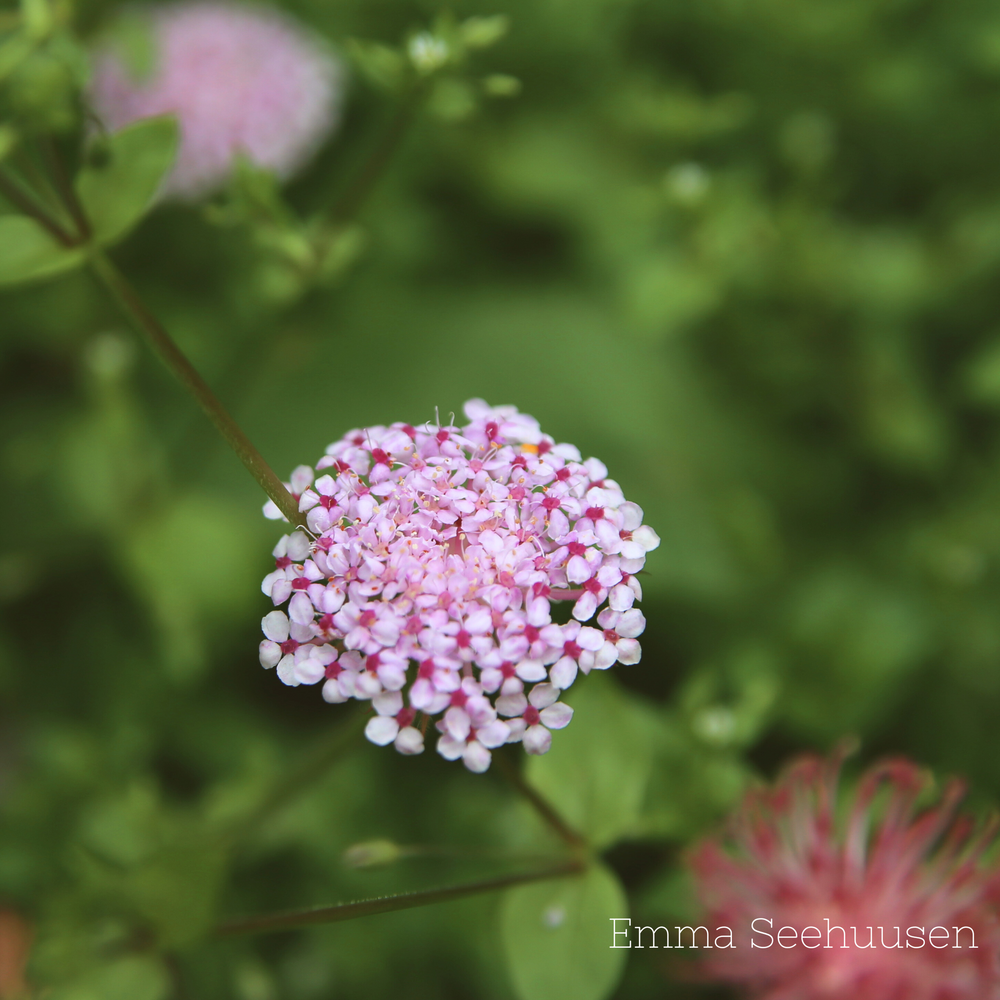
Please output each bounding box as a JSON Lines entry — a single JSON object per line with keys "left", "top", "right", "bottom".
{"left": 259, "top": 400, "right": 659, "bottom": 772}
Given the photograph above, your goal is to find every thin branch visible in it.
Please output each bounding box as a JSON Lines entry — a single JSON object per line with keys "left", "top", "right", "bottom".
{"left": 236, "top": 706, "right": 368, "bottom": 834}
{"left": 495, "top": 753, "right": 588, "bottom": 850}
{"left": 40, "top": 137, "right": 90, "bottom": 241}
{"left": 88, "top": 250, "right": 306, "bottom": 527}
{"left": 174, "top": 88, "right": 426, "bottom": 477}
{"left": 0, "top": 166, "right": 77, "bottom": 247}
{"left": 388, "top": 844, "right": 573, "bottom": 864}
{"left": 13, "top": 144, "right": 70, "bottom": 225}
{"left": 325, "top": 86, "right": 425, "bottom": 223}
{"left": 215, "top": 859, "right": 584, "bottom": 937}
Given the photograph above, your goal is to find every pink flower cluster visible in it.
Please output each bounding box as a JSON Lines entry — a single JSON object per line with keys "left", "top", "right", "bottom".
{"left": 259, "top": 400, "right": 659, "bottom": 772}
{"left": 690, "top": 749, "right": 1000, "bottom": 1000}
{"left": 88, "top": 2, "right": 341, "bottom": 200}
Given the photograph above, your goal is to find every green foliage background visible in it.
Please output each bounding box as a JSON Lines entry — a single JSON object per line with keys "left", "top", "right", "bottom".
{"left": 3, "top": 0, "right": 1000, "bottom": 996}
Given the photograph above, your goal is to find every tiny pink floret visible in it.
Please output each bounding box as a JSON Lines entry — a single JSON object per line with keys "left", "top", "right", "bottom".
{"left": 258, "top": 400, "right": 659, "bottom": 771}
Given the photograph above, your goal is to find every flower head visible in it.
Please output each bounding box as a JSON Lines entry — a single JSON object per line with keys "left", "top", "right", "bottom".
{"left": 689, "top": 749, "right": 1000, "bottom": 999}
{"left": 88, "top": 2, "right": 341, "bottom": 199}
{"left": 259, "top": 400, "right": 659, "bottom": 771}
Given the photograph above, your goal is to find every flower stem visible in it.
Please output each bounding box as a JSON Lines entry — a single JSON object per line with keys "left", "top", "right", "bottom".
{"left": 88, "top": 250, "right": 306, "bottom": 527}
{"left": 39, "top": 136, "right": 91, "bottom": 241}
{"left": 215, "top": 858, "right": 584, "bottom": 936}
{"left": 495, "top": 752, "right": 588, "bottom": 851}
{"left": 0, "top": 165, "right": 77, "bottom": 247}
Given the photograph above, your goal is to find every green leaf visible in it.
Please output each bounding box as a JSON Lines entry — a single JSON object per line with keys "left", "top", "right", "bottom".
{"left": 525, "top": 674, "right": 657, "bottom": 848}
{"left": 76, "top": 116, "right": 178, "bottom": 245}
{"left": 0, "top": 214, "right": 84, "bottom": 285}
{"left": 501, "top": 863, "right": 628, "bottom": 1000}
{"left": 0, "top": 32, "right": 35, "bottom": 82}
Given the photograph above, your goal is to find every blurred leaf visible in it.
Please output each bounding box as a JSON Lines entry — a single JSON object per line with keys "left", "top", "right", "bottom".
{"left": 0, "top": 32, "right": 35, "bottom": 82}
{"left": 781, "top": 567, "right": 932, "bottom": 736}
{"left": 47, "top": 956, "right": 170, "bottom": 1000}
{"left": 525, "top": 675, "right": 656, "bottom": 848}
{"left": 122, "top": 491, "right": 267, "bottom": 680}
{"left": 76, "top": 116, "right": 178, "bottom": 245}
{"left": 75, "top": 783, "right": 229, "bottom": 947}
{"left": 639, "top": 715, "right": 750, "bottom": 840}
{"left": 128, "top": 837, "right": 228, "bottom": 947}
{"left": 315, "top": 223, "right": 366, "bottom": 282}
{"left": 209, "top": 157, "right": 293, "bottom": 229}
{"left": 96, "top": 9, "right": 157, "bottom": 81}
{"left": 348, "top": 39, "right": 406, "bottom": 91}
{"left": 857, "top": 329, "right": 947, "bottom": 469}
{"left": 681, "top": 646, "right": 780, "bottom": 750}
{"left": 624, "top": 253, "right": 721, "bottom": 334}
{"left": 501, "top": 863, "right": 627, "bottom": 1000}
{"left": 963, "top": 336, "right": 1000, "bottom": 405}
{"left": 21, "top": 0, "right": 54, "bottom": 40}
{"left": 429, "top": 78, "right": 476, "bottom": 122}
{"left": 0, "top": 124, "right": 18, "bottom": 162}
{"left": 0, "top": 214, "right": 83, "bottom": 285}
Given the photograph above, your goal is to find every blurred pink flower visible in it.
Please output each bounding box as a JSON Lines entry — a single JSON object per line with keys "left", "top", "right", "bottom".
{"left": 259, "top": 400, "right": 659, "bottom": 771}
{"left": 689, "top": 749, "right": 1000, "bottom": 999}
{"left": 88, "top": 2, "right": 341, "bottom": 199}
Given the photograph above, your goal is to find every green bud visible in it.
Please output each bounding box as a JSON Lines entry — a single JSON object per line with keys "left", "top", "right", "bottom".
{"left": 21, "top": 0, "right": 53, "bottom": 41}
{"left": 408, "top": 32, "right": 450, "bottom": 74}
{"left": 342, "top": 839, "right": 403, "bottom": 869}
{"left": 459, "top": 15, "right": 510, "bottom": 50}
{"left": 4, "top": 34, "right": 88, "bottom": 132}
{"left": 483, "top": 74, "right": 521, "bottom": 97}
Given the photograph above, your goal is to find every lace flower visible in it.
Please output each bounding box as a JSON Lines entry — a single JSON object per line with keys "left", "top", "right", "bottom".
{"left": 259, "top": 400, "right": 659, "bottom": 771}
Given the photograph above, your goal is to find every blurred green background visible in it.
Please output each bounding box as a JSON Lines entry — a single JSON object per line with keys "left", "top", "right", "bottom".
{"left": 4, "top": 0, "right": 1000, "bottom": 996}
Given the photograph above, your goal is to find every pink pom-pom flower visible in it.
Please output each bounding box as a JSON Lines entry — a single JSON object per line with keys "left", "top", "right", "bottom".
{"left": 258, "top": 400, "right": 659, "bottom": 772}
{"left": 688, "top": 748, "right": 1000, "bottom": 999}
{"left": 88, "top": 2, "right": 342, "bottom": 199}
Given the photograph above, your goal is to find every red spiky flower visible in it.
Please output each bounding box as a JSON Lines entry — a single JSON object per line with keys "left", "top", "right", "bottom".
{"left": 689, "top": 749, "right": 1000, "bottom": 999}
